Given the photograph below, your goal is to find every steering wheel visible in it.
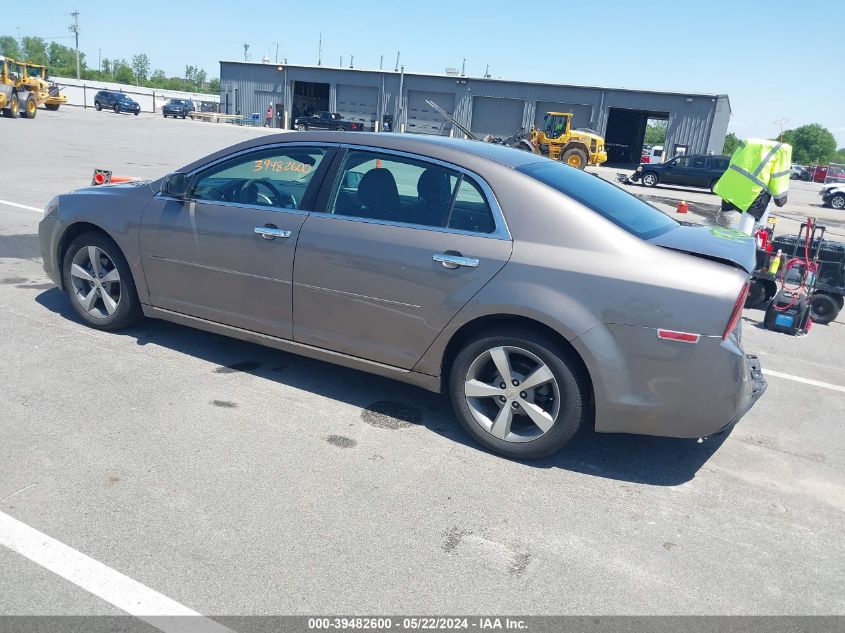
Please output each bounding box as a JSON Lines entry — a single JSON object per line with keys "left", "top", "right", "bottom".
{"left": 238, "top": 179, "right": 297, "bottom": 209}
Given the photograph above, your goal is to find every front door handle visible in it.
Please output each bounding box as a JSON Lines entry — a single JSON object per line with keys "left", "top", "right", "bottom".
{"left": 433, "top": 253, "right": 479, "bottom": 269}
{"left": 254, "top": 225, "right": 291, "bottom": 240}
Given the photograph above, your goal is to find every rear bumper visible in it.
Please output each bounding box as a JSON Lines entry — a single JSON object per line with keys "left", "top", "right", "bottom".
{"left": 573, "top": 324, "right": 766, "bottom": 439}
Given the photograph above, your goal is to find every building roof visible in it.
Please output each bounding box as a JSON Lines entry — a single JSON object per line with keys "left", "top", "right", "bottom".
{"left": 219, "top": 59, "right": 730, "bottom": 102}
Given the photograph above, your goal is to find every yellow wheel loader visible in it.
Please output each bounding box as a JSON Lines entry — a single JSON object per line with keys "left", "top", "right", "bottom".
{"left": 22, "top": 63, "right": 67, "bottom": 111}
{"left": 424, "top": 100, "right": 607, "bottom": 169}
{"left": 0, "top": 56, "right": 37, "bottom": 119}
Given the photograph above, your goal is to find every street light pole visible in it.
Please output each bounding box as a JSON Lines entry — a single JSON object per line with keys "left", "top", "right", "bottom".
{"left": 69, "top": 10, "right": 80, "bottom": 79}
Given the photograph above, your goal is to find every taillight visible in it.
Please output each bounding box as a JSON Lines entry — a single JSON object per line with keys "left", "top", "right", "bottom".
{"left": 723, "top": 281, "right": 750, "bottom": 340}
{"left": 642, "top": 157, "right": 650, "bottom": 163}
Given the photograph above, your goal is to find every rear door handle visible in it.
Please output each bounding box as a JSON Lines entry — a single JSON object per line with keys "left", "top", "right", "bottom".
{"left": 254, "top": 225, "right": 291, "bottom": 240}
{"left": 433, "top": 253, "right": 479, "bottom": 269}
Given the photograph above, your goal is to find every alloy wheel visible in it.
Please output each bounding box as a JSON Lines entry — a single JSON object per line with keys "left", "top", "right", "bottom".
{"left": 69, "top": 245, "right": 122, "bottom": 318}
{"left": 643, "top": 173, "right": 657, "bottom": 186}
{"left": 463, "top": 345, "right": 560, "bottom": 443}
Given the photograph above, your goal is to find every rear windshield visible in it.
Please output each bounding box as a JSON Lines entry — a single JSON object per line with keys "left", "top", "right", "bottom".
{"left": 517, "top": 161, "right": 679, "bottom": 240}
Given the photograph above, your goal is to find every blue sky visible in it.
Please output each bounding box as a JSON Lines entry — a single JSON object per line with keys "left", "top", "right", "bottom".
{"left": 6, "top": 0, "right": 844, "bottom": 145}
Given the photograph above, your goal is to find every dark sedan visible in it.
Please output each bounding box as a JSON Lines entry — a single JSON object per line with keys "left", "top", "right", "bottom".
{"left": 38, "top": 133, "right": 764, "bottom": 459}
{"left": 162, "top": 99, "right": 195, "bottom": 119}
{"left": 632, "top": 154, "right": 730, "bottom": 191}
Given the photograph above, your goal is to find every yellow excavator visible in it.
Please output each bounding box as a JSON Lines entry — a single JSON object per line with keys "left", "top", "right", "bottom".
{"left": 21, "top": 62, "right": 67, "bottom": 111}
{"left": 425, "top": 99, "right": 607, "bottom": 169}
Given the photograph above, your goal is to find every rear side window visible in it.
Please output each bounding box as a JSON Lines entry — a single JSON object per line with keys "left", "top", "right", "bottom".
{"left": 327, "top": 149, "right": 495, "bottom": 233}
{"left": 517, "top": 160, "right": 678, "bottom": 240}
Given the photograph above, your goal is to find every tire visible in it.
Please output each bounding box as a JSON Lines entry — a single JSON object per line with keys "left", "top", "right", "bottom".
{"left": 113, "top": 104, "right": 120, "bottom": 114}
{"left": 181, "top": 114, "right": 186, "bottom": 119}
{"left": 561, "top": 148, "right": 588, "bottom": 169}
{"left": 745, "top": 280, "right": 769, "bottom": 309}
{"left": 45, "top": 103, "right": 60, "bottom": 111}
{"left": 296, "top": 124, "right": 307, "bottom": 131}
{"left": 809, "top": 293, "right": 840, "bottom": 325}
{"left": 20, "top": 94, "right": 37, "bottom": 119}
{"left": 641, "top": 171, "right": 659, "bottom": 187}
{"left": 134, "top": 112, "right": 139, "bottom": 116}
{"left": 61, "top": 231, "right": 143, "bottom": 331}
{"left": 830, "top": 194, "right": 845, "bottom": 210}
{"left": 449, "top": 327, "right": 588, "bottom": 460}
{"left": 95, "top": 101, "right": 102, "bottom": 111}
{"left": 2, "top": 92, "right": 19, "bottom": 118}
{"left": 709, "top": 178, "right": 719, "bottom": 193}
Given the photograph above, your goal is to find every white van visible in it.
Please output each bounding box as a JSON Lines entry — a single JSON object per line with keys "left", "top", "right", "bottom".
{"left": 641, "top": 145, "right": 664, "bottom": 164}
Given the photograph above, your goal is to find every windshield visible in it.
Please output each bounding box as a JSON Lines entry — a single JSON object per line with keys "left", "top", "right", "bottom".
{"left": 517, "top": 160, "right": 679, "bottom": 240}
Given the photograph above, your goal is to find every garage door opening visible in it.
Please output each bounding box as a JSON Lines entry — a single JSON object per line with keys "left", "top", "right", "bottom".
{"left": 291, "top": 81, "right": 329, "bottom": 129}
{"left": 604, "top": 108, "right": 669, "bottom": 165}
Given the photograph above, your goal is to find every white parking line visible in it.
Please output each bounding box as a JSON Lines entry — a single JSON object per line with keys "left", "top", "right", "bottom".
{"left": 763, "top": 369, "right": 845, "bottom": 394}
{"left": 0, "top": 511, "right": 233, "bottom": 633}
{"left": 0, "top": 199, "right": 41, "bottom": 213}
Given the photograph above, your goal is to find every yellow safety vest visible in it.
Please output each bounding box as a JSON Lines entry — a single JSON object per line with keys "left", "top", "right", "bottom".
{"left": 713, "top": 139, "right": 792, "bottom": 212}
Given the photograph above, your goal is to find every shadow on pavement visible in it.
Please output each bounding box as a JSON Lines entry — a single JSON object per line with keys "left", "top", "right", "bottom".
{"left": 36, "top": 287, "right": 726, "bottom": 486}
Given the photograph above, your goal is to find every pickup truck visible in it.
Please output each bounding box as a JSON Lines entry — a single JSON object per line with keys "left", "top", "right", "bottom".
{"left": 294, "top": 111, "right": 362, "bottom": 131}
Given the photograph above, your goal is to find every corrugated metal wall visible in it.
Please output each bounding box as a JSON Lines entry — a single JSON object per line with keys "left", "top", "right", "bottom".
{"left": 220, "top": 62, "right": 729, "bottom": 154}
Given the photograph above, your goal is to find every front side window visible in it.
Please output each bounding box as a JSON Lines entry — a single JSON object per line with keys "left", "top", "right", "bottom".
{"left": 327, "top": 150, "right": 495, "bottom": 233}
{"left": 191, "top": 146, "right": 326, "bottom": 210}
{"left": 673, "top": 156, "right": 691, "bottom": 168}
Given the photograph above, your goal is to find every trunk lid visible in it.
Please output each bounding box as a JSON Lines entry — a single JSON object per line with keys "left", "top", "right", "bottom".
{"left": 649, "top": 224, "right": 757, "bottom": 273}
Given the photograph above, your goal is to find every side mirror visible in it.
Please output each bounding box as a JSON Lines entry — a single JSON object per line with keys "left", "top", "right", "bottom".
{"left": 161, "top": 173, "right": 189, "bottom": 198}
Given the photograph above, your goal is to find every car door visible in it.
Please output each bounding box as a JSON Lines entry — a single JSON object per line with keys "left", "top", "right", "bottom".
{"left": 661, "top": 156, "right": 691, "bottom": 185}
{"left": 139, "top": 144, "right": 335, "bottom": 339}
{"left": 292, "top": 147, "right": 513, "bottom": 369}
{"left": 689, "top": 156, "right": 710, "bottom": 187}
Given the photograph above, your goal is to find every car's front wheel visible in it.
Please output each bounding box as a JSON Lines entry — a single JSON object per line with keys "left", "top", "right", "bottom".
{"left": 113, "top": 104, "right": 120, "bottom": 114}
{"left": 641, "top": 171, "right": 659, "bottom": 187}
{"left": 449, "top": 328, "right": 587, "bottom": 459}
{"left": 94, "top": 101, "right": 102, "bottom": 111}
{"left": 296, "top": 124, "right": 307, "bottom": 131}
{"left": 61, "top": 232, "right": 143, "bottom": 331}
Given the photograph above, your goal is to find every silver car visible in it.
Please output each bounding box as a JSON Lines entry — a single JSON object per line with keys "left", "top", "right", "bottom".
{"left": 38, "top": 132, "right": 766, "bottom": 459}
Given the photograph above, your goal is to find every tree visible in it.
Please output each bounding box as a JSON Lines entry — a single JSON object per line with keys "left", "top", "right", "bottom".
{"left": 21, "top": 36, "right": 48, "bottom": 64}
{"left": 722, "top": 132, "right": 740, "bottom": 156}
{"left": 644, "top": 120, "right": 667, "bottom": 145}
{"left": 831, "top": 148, "right": 845, "bottom": 165}
{"left": 102, "top": 57, "right": 111, "bottom": 75}
{"left": 780, "top": 124, "right": 837, "bottom": 165}
{"left": 112, "top": 58, "right": 134, "bottom": 84}
{"left": 149, "top": 68, "right": 167, "bottom": 88}
{"left": 0, "top": 35, "right": 21, "bottom": 59}
{"left": 47, "top": 41, "right": 81, "bottom": 76}
{"left": 195, "top": 68, "right": 207, "bottom": 89}
{"left": 208, "top": 77, "right": 220, "bottom": 94}
{"left": 131, "top": 53, "right": 150, "bottom": 85}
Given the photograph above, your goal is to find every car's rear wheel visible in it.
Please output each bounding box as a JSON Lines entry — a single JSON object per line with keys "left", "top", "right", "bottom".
{"left": 830, "top": 194, "right": 845, "bottom": 210}
{"left": 449, "top": 329, "right": 587, "bottom": 459}
{"left": 61, "top": 232, "right": 143, "bottom": 331}
{"left": 641, "top": 171, "right": 659, "bottom": 187}
{"left": 810, "top": 293, "right": 840, "bottom": 325}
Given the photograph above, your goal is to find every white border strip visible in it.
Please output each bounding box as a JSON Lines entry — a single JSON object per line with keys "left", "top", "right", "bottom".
{"left": 0, "top": 511, "right": 233, "bottom": 633}
{"left": 0, "top": 199, "right": 42, "bottom": 213}
{"left": 763, "top": 369, "right": 845, "bottom": 394}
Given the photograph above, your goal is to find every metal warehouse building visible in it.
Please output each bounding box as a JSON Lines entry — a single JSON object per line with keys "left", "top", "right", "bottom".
{"left": 219, "top": 61, "right": 731, "bottom": 163}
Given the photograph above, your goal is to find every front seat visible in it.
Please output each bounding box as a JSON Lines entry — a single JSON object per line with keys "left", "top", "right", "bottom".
{"left": 414, "top": 167, "right": 453, "bottom": 227}
{"left": 357, "top": 168, "right": 400, "bottom": 220}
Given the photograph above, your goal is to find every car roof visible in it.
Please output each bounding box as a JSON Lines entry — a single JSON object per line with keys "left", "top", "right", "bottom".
{"left": 178, "top": 131, "right": 548, "bottom": 174}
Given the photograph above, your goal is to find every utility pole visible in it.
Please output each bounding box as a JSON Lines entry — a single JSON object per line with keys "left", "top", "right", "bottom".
{"left": 69, "top": 10, "right": 80, "bottom": 79}
{"left": 242, "top": 43, "right": 249, "bottom": 62}
{"left": 774, "top": 118, "right": 789, "bottom": 142}
{"left": 317, "top": 32, "right": 322, "bottom": 66}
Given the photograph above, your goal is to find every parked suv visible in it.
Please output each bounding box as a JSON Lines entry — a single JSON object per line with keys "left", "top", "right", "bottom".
{"left": 162, "top": 99, "right": 195, "bottom": 119}
{"left": 632, "top": 154, "right": 729, "bottom": 191}
{"left": 93, "top": 90, "right": 140, "bottom": 115}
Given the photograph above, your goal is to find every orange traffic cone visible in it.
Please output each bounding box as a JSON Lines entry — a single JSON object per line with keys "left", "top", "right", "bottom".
{"left": 677, "top": 200, "right": 688, "bottom": 214}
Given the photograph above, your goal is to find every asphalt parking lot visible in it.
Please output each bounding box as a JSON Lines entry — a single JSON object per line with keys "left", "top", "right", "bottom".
{"left": 1, "top": 107, "right": 843, "bottom": 620}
